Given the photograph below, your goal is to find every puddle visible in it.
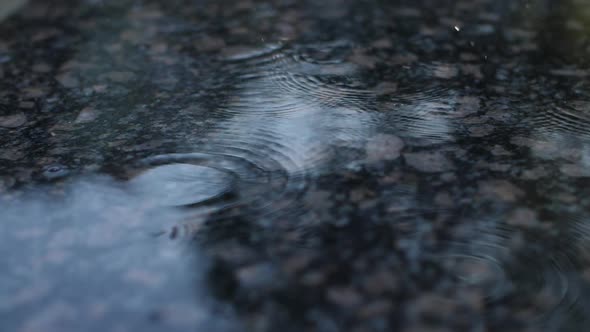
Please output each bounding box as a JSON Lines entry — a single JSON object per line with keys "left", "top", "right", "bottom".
{"left": 2, "top": 0, "right": 590, "bottom": 331}
{"left": 0, "top": 176, "right": 237, "bottom": 332}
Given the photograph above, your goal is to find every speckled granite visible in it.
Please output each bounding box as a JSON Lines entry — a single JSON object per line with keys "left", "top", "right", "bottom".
{"left": 2, "top": 0, "right": 590, "bottom": 331}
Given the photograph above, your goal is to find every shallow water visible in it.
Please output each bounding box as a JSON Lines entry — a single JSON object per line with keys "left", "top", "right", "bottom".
{"left": 2, "top": 0, "right": 590, "bottom": 331}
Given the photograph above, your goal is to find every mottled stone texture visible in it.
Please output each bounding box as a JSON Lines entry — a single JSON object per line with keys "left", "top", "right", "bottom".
{"left": 2, "top": 0, "right": 590, "bottom": 332}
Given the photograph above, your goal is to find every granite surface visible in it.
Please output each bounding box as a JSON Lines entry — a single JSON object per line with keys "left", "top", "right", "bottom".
{"left": 2, "top": 0, "right": 590, "bottom": 331}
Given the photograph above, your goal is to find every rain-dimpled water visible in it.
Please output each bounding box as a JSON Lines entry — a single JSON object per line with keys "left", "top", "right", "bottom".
{"left": 2, "top": 0, "right": 590, "bottom": 331}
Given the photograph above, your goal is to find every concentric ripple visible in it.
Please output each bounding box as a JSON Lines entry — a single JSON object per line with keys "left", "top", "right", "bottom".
{"left": 133, "top": 42, "right": 387, "bottom": 239}
{"left": 222, "top": 42, "right": 288, "bottom": 63}
{"left": 128, "top": 163, "right": 235, "bottom": 207}
{"left": 131, "top": 148, "right": 310, "bottom": 240}
{"left": 215, "top": 41, "right": 381, "bottom": 161}
{"left": 442, "top": 253, "right": 510, "bottom": 302}
{"left": 380, "top": 90, "right": 463, "bottom": 145}
{"left": 529, "top": 100, "right": 590, "bottom": 140}
{"left": 223, "top": 40, "right": 375, "bottom": 113}
{"left": 437, "top": 216, "right": 580, "bottom": 328}
{"left": 374, "top": 70, "right": 485, "bottom": 145}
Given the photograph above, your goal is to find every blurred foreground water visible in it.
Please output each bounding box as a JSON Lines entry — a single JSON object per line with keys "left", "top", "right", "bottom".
{"left": 2, "top": 0, "right": 590, "bottom": 331}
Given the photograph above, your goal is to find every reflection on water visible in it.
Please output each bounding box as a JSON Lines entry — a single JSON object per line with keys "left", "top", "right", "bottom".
{"left": 0, "top": 177, "right": 237, "bottom": 332}
{"left": 2, "top": 0, "right": 590, "bottom": 331}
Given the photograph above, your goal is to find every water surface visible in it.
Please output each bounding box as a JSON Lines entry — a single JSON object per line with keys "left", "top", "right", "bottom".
{"left": 2, "top": 0, "right": 590, "bottom": 331}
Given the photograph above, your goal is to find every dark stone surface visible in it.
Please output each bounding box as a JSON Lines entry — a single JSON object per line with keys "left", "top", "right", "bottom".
{"left": 2, "top": 0, "right": 590, "bottom": 331}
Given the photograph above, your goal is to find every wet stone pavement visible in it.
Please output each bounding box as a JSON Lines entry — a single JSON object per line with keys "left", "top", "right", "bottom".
{"left": 2, "top": 0, "right": 590, "bottom": 331}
